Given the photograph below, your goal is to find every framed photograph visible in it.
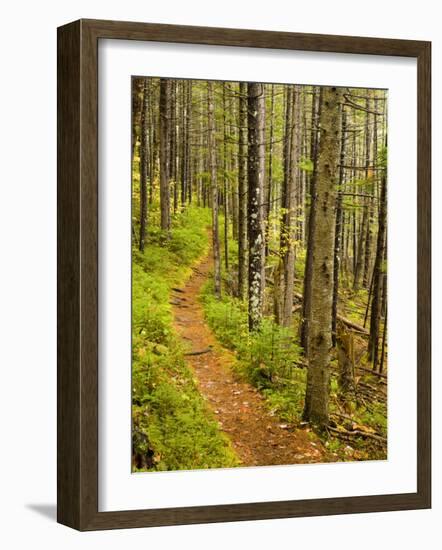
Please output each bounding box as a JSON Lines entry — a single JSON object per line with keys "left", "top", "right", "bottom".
{"left": 57, "top": 19, "right": 431, "bottom": 530}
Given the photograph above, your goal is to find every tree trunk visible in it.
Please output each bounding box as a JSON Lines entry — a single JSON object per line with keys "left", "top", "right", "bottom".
{"left": 369, "top": 169, "right": 387, "bottom": 369}
{"left": 247, "top": 82, "right": 264, "bottom": 330}
{"left": 275, "top": 87, "right": 292, "bottom": 325}
{"left": 363, "top": 92, "right": 374, "bottom": 287}
{"left": 148, "top": 83, "right": 157, "bottom": 205}
{"left": 139, "top": 79, "right": 149, "bottom": 251}
{"left": 229, "top": 85, "right": 239, "bottom": 241}
{"left": 258, "top": 83, "right": 267, "bottom": 307}
{"left": 265, "top": 84, "right": 275, "bottom": 257}
{"left": 132, "top": 78, "right": 143, "bottom": 162}
{"left": 186, "top": 81, "right": 192, "bottom": 204}
{"left": 331, "top": 109, "right": 347, "bottom": 345}
{"left": 159, "top": 79, "right": 171, "bottom": 235}
{"left": 223, "top": 86, "right": 229, "bottom": 270}
{"left": 353, "top": 103, "right": 371, "bottom": 290}
{"left": 278, "top": 86, "right": 298, "bottom": 327}
{"left": 301, "top": 86, "right": 322, "bottom": 350}
{"left": 208, "top": 81, "right": 221, "bottom": 298}
{"left": 238, "top": 82, "right": 248, "bottom": 301}
{"left": 180, "top": 81, "right": 187, "bottom": 209}
{"left": 169, "top": 81, "right": 178, "bottom": 213}
{"left": 303, "top": 86, "right": 343, "bottom": 429}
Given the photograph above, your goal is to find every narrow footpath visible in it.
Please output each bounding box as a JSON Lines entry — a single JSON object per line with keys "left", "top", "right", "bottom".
{"left": 172, "top": 250, "right": 327, "bottom": 467}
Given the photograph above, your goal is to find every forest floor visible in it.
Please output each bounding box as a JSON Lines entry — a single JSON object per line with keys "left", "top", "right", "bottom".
{"left": 172, "top": 249, "right": 328, "bottom": 467}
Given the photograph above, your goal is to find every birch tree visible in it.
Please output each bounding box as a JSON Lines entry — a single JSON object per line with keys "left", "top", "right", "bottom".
{"left": 247, "top": 82, "right": 264, "bottom": 330}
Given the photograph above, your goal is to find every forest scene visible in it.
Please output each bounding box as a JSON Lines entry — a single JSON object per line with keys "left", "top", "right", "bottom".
{"left": 131, "top": 77, "right": 388, "bottom": 472}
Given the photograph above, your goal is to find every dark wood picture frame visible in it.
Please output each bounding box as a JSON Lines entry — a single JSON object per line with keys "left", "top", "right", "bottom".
{"left": 57, "top": 18, "right": 431, "bottom": 531}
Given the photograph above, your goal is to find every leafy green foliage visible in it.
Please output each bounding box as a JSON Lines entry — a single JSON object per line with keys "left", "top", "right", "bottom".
{"left": 298, "top": 156, "right": 314, "bottom": 174}
{"left": 377, "top": 145, "right": 388, "bottom": 169}
{"left": 132, "top": 206, "right": 239, "bottom": 471}
{"left": 201, "top": 282, "right": 305, "bottom": 421}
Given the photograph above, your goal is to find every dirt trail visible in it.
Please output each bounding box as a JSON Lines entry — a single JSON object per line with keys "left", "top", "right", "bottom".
{"left": 172, "top": 251, "right": 327, "bottom": 467}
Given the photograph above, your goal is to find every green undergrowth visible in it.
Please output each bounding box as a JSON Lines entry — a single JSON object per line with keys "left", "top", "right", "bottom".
{"left": 201, "top": 271, "right": 387, "bottom": 462}
{"left": 200, "top": 279, "right": 306, "bottom": 423}
{"left": 132, "top": 206, "right": 239, "bottom": 471}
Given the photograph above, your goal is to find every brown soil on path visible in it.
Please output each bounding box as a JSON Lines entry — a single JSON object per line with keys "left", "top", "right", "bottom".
{"left": 172, "top": 251, "right": 328, "bottom": 467}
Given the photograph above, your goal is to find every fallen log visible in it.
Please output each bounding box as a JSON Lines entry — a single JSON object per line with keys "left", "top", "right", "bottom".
{"left": 293, "top": 291, "right": 369, "bottom": 335}
{"left": 264, "top": 280, "right": 370, "bottom": 335}
{"left": 356, "top": 365, "right": 387, "bottom": 379}
{"left": 335, "top": 315, "right": 369, "bottom": 335}
{"left": 184, "top": 348, "right": 212, "bottom": 356}
{"left": 328, "top": 425, "right": 387, "bottom": 443}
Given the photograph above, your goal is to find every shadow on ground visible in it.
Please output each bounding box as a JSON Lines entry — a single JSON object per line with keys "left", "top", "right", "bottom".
{"left": 26, "top": 503, "right": 56, "bottom": 521}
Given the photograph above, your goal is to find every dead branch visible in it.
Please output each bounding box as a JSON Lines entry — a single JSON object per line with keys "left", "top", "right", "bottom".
{"left": 184, "top": 348, "right": 212, "bottom": 356}
{"left": 328, "top": 425, "right": 387, "bottom": 443}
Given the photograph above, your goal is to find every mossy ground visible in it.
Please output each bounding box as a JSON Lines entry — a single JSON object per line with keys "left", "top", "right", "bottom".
{"left": 132, "top": 206, "right": 238, "bottom": 471}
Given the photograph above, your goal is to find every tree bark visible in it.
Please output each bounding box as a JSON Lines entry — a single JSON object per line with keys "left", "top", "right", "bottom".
{"left": 131, "top": 77, "right": 143, "bottom": 162}
{"left": 277, "top": 86, "right": 298, "bottom": 327}
{"left": 139, "top": 79, "right": 149, "bottom": 251}
{"left": 228, "top": 85, "right": 239, "bottom": 241}
{"left": 169, "top": 81, "right": 177, "bottom": 213}
{"left": 303, "top": 86, "right": 343, "bottom": 429}
{"left": 223, "top": 86, "right": 229, "bottom": 270}
{"left": 369, "top": 169, "right": 387, "bottom": 369}
{"left": 247, "top": 82, "right": 264, "bottom": 330}
{"left": 264, "top": 84, "right": 275, "bottom": 258}
{"left": 363, "top": 92, "right": 374, "bottom": 287}
{"left": 238, "top": 82, "right": 248, "bottom": 301}
{"left": 180, "top": 81, "right": 187, "bottom": 209}
{"left": 353, "top": 103, "right": 371, "bottom": 290}
{"left": 301, "top": 86, "right": 322, "bottom": 350}
{"left": 208, "top": 81, "right": 221, "bottom": 298}
{"left": 186, "top": 81, "right": 192, "bottom": 204}
{"left": 258, "top": 83, "right": 267, "bottom": 306}
{"left": 159, "top": 78, "right": 171, "bottom": 235}
{"left": 332, "top": 109, "right": 347, "bottom": 345}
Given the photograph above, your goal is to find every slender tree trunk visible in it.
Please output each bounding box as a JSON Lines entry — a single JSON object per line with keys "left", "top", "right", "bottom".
{"left": 379, "top": 307, "right": 388, "bottom": 374}
{"left": 180, "top": 81, "right": 187, "bottom": 209}
{"left": 265, "top": 84, "right": 275, "bottom": 257}
{"left": 139, "top": 80, "right": 149, "bottom": 251}
{"left": 301, "top": 87, "right": 322, "bottom": 351}
{"left": 198, "top": 87, "right": 204, "bottom": 207}
{"left": 369, "top": 169, "right": 387, "bottom": 369}
{"left": 258, "top": 83, "right": 267, "bottom": 306}
{"left": 159, "top": 78, "right": 170, "bottom": 235}
{"left": 351, "top": 129, "right": 357, "bottom": 273}
{"left": 331, "top": 110, "right": 347, "bottom": 345}
{"left": 247, "top": 82, "right": 264, "bottom": 330}
{"left": 149, "top": 84, "right": 157, "bottom": 205}
{"left": 274, "top": 87, "right": 292, "bottom": 325}
{"left": 363, "top": 92, "right": 374, "bottom": 287}
{"left": 208, "top": 82, "right": 221, "bottom": 298}
{"left": 238, "top": 82, "right": 248, "bottom": 300}
{"left": 169, "top": 81, "right": 178, "bottom": 214}
{"left": 362, "top": 90, "right": 376, "bottom": 288}
{"left": 353, "top": 104, "right": 371, "bottom": 290}
{"left": 223, "top": 86, "right": 229, "bottom": 270}
{"left": 186, "top": 81, "right": 192, "bottom": 204}
{"left": 231, "top": 95, "right": 239, "bottom": 241}
{"left": 132, "top": 78, "right": 143, "bottom": 162}
{"left": 278, "top": 86, "right": 298, "bottom": 327}
{"left": 303, "top": 86, "right": 343, "bottom": 429}
{"left": 298, "top": 88, "right": 307, "bottom": 244}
